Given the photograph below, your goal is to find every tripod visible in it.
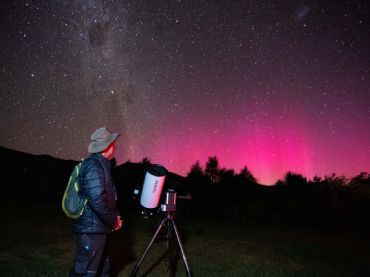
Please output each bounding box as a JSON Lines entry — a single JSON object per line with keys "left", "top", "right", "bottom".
{"left": 131, "top": 192, "right": 192, "bottom": 277}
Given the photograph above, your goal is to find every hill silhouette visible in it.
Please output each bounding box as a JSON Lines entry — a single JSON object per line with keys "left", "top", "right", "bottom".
{"left": 0, "top": 145, "right": 186, "bottom": 203}
{"left": 1, "top": 146, "right": 76, "bottom": 201}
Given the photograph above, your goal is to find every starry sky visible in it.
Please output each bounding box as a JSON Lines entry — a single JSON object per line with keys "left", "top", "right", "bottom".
{"left": 1, "top": 1, "right": 369, "bottom": 184}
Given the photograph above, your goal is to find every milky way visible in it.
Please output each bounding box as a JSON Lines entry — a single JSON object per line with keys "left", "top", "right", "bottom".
{"left": 1, "top": 1, "right": 369, "bottom": 184}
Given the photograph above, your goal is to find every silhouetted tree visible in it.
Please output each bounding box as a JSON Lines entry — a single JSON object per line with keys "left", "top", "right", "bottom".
{"left": 323, "top": 173, "right": 347, "bottom": 189}
{"left": 205, "top": 156, "right": 220, "bottom": 183}
{"left": 219, "top": 168, "right": 235, "bottom": 184}
{"left": 187, "top": 160, "right": 203, "bottom": 178}
{"left": 186, "top": 160, "right": 214, "bottom": 217}
{"left": 311, "top": 175, "right": 329, "bottom": 213}
{"left": 237, "top": 166, "right": 256, "bottom": 184}
{"left": 274, "top": 172, "right": 322, "bottom": 224}
{"left": 349, "top": 172, "right": 370, "bottom": 187}
{"left": 346, "top": 172, "right": 370, "bottom": 225}
{"left": 284, "top": 171, "right": 308, "bottom": 186}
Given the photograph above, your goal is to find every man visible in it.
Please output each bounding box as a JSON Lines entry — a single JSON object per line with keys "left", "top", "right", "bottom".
{"left": 70, "top": 127, "right": 123, "bottom": 277}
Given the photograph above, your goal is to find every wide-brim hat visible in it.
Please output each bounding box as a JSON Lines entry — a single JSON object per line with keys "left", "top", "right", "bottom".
{"left": 88, "top": 127, "right": 120, "bottom": 153}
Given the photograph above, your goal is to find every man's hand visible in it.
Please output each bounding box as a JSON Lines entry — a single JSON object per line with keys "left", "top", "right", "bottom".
{"left": 112, "top": 216, "right": 123, "bottom": 231}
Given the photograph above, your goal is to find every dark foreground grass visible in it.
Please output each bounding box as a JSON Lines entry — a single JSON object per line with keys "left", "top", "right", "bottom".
{"left": 0, "top": 200, "right": 369, "bottom": 277}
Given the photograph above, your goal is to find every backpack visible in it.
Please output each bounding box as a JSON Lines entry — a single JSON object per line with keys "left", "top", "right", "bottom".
{"left": 62, "top": 160, "right": 87, "bottom": 219}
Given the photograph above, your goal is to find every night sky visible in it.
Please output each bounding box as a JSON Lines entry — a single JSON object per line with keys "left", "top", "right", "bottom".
{"left": 1, "top": 1, "right": 369, "bottom": 184}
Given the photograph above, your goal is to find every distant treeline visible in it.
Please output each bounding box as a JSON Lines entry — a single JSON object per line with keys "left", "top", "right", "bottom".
{"left": 182, "top": 156, "right": 370, "bottom": 228}
{"left": 1, "top": 146, "right": 369, "bottom": 228}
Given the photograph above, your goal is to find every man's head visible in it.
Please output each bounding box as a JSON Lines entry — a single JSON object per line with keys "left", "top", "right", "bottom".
{"left": 88, "top": 127, "right": 120, "bottom": 159}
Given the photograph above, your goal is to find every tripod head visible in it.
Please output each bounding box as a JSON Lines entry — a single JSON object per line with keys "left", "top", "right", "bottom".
{"left": 161, "top": 189, "right": 177, "bottom": 212}
{"left": 161, "top": 189, "right": 192, "bottom": 212}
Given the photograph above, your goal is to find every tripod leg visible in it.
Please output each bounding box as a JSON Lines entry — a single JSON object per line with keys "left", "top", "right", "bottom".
{"left": 131, "top": 218, "right": 166, "bottom": 277}
{"left": 171, "top": 220, "right": 193, "bottom": 277}
{"left": 166, "top": 218, "right": 172, "bottom": 250}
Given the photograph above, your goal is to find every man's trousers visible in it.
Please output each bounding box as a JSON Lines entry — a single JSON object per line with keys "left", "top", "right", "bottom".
{"left": 69, "top": 234, "right": 110, "bottom": 277}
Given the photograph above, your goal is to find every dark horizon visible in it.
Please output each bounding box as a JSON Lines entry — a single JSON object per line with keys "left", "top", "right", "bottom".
{"left": 1, "top": 144, "right": 368, "bottom": 188}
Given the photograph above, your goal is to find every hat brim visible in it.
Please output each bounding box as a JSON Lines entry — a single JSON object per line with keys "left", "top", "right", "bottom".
{"left": 88, "top": 133, "right": 119, "bottom": 153}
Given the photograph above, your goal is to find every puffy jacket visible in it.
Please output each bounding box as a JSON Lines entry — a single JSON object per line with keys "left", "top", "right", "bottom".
{"left": 73, "top": 153, "right": 118, "bottom": 234}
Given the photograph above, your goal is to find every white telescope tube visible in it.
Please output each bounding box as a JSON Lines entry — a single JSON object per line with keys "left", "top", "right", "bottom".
{"left": 140, "top": 165, "right": 167, "bottom": 209}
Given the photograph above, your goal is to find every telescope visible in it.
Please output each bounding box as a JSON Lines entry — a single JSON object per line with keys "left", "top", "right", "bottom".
{"left": 133, "top": 164, "right": 191, "bottom": 218}
{"left": 131, "top": 164, "right": 193, "bottom": 277}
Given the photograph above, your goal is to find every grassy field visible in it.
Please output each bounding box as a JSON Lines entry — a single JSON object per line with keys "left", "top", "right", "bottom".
{"left": 0, "top": 200, "right": 369, "bottom": 277}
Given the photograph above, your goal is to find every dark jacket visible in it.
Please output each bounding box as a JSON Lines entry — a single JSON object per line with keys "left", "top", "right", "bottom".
{"left": 73, "top": 153, "right": 118, "bottom": 234}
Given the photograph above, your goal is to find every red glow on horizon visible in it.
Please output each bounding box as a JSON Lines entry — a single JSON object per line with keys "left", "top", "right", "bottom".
{"left": 114, "top": 104, "right": 369, "bottom": 185}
